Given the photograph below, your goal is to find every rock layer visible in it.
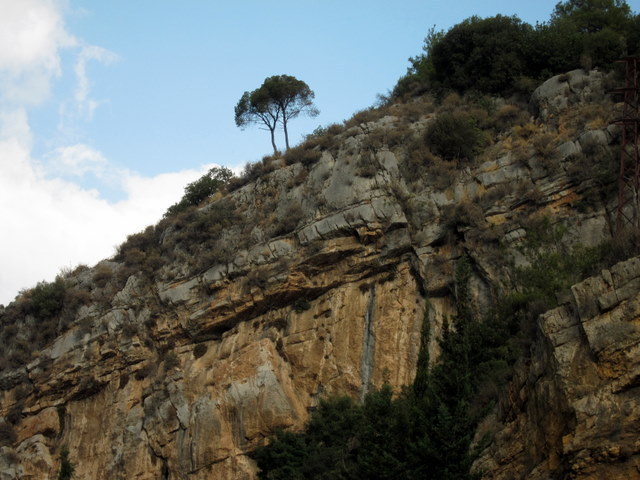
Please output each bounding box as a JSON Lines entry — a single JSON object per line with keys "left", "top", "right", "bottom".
{"left": 474, "top": 256, "right": 640, "bottom": 479}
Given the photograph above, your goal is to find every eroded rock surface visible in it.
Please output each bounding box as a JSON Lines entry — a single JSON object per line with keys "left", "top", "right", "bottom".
{"left": 474, "top": 256, "right": 640, "bottom": 479}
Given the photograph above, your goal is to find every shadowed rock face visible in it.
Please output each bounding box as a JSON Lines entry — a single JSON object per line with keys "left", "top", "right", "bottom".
{"left": 0, "top": 70, "right": 633, "bottom": 479}
{"left": 473, "top": 256, "right": 640, "bottom": 480}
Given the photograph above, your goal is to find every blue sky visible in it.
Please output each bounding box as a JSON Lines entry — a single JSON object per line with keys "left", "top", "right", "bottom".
{"left": 1, "top": 0, "right": 638, "bottom": 305}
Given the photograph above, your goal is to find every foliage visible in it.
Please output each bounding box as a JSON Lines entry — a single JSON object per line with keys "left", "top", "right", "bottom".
{"left": 425, "top": 112, "right": 488, "bottom": 162}
{"left": 282, "top": 144, "right": 322, "bottom": 167}
{"left": 235, "top": 88, "right": 281, "bottom": 154}
{"left": 430, "top": 15, "right": 534, "bottom": 94}
{"left": 394, "top": 1, "right": 638, "bottom": 97}
{"left": 255, "top": 258, "right": 494, "bottom": 480}
{"left": 235, "top": 75, "right": 319, "bottom": 153}
{"left": 57, "top": 446, "right": 75, "bottom": 480}
{"left": 293, "top": 298, "right": 311, "bottom": 313}
{"left": 25, "top": 278, "right": 67, "bottom": 321}
{"left": 256, "top": 236, "right": 635, "bottom": 478}
{"left": 165, "top": 166, "right": 233, "bottom": 216}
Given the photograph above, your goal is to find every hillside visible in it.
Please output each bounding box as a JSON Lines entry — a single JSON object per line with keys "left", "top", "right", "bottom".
{"left": 1, "top": 64, "right": 639, "bottom": 479}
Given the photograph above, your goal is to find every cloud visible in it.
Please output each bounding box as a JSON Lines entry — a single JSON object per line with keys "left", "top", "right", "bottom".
{"left": 0, "top": 0, "right": 76, "bottom": 105}
{"left": 0, "top": 1, "right": 212, "bottom": 305}
{"left": 44, "top": 143, "right": 109, "bottom": 177}
{"left": 0, "top": 122, "right": 213, "bottom": 305}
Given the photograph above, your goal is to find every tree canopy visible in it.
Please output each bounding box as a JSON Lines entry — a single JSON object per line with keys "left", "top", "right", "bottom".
{"left": 235, "top": 75, "right": 318, "bottom": 154}
{"left": 393, "top": 0, "right": 638, "bottom": 98}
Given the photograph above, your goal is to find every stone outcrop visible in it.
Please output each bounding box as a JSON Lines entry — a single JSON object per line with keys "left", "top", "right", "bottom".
{"left": 0, "top": 70, "right": 632, "bottom": 478}
{"left": 473, "top": 256, "right": 640, "bottom": 479}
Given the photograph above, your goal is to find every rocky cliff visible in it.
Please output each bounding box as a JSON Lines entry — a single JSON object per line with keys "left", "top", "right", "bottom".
{"left": 1, "top": 69, "right": 637, "bottom": 479}
{"left": 474, "top": 255, "right": 640, "bottom": 479}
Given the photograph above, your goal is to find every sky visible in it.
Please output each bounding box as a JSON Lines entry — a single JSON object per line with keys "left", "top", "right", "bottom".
{"left": 1, "top": 0, "right": 638, "bottom": 306}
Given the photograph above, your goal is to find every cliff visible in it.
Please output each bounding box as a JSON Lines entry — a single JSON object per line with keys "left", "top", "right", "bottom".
{"left": 0, "top": 69, "right": 637, "bottom": 479}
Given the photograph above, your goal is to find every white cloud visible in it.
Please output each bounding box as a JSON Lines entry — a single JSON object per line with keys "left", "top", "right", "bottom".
{"left": 0, "top": 1, "right": 212, "bottom": 305}
{"left": 44, "top": 143, "right": 109, "bottom": 177}
{"left": 0, "top": 0, "right": 76, "bottom": 105}
{"left": 0, "top": 124, "right": 213, "bottom": 305}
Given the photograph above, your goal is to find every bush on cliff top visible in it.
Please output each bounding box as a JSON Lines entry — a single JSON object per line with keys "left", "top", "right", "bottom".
{"left": 394, "top": 0, "right": 639, "bottom": 98}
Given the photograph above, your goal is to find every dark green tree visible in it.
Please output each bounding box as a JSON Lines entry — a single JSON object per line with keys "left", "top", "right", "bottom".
{"left": 235, "top": 75, "right": 318, "bottom": 154}
{"left": 27, "top": 279, "right": 66, "bottom": 320}
{"left": 393, "top": 26, "right": 445, "bottom": 97}
{"left": 548, "top": 0, "right": 635, "bottom": 68}
{"left": 428, "top": 15, "right": 534, "bottom": 94}
{"left": 57, "top": 446, "right": 74, "bottom": 480}
{"left": 425, "top": 112, "right": 487, "bottom": 162}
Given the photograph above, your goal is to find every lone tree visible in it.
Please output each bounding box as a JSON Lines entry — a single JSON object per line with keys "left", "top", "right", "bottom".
{"left": 234, "top": 75, "right": 319, "bottom": 154}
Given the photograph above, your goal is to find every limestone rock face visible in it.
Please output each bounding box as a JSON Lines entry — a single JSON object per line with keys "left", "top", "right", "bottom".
{"left": 473, "top": 256, "right": 640, "bottom": 479}
{"left": 0, "top": 71, "right": 631, "bottom": 479}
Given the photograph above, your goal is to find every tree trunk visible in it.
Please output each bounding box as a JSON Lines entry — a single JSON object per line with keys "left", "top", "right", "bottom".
{"left": 269, "top": 127, "right": 278, "bottom": 155}
{"left": 283, "top": 119, "right": 290, "bottom": 151}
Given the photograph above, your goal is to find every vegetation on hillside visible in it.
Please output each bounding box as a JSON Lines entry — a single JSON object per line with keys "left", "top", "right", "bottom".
{"left": 394, "top": 0, "right": 639, "bottom": 97}
{"left": 254, "top": 222, "right": 640, "bottom": 479}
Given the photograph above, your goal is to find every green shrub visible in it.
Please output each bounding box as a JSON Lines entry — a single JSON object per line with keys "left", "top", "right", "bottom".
{"left": 394, "top": 2, "right": 638, "bottom": 98}
{"left": 25, "top": 279, "right": 67, "bottom": 320}
{"left": 165, "top": 166, "right": 233, "bottom": 216}
{"left": 426, "top": 15, "right": 535, "bottom": 94}
{"left": 293, "top": 298, "right": 311, "bottom": 313}
{"left": 426, "top": 112, "right": 487, "bottom": 162}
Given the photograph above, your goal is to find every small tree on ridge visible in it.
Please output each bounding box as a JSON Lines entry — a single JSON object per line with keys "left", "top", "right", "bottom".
{"left": 234, "top": 75, "right": 319, "bottom": 154}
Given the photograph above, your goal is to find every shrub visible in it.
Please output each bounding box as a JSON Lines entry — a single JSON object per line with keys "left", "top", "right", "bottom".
{"left": 283, "top": 145, "right": 322, "bottom": 166}
{"left": 163, "top": 351, "right": 180, "bottom": 371}
{"left": 57, "top": 446, "right": 75, "bottom": 480}
{"left": 193, "top": 343, "right": 208, "bottom": 359}
{"left": 6, "top": 402, "right": 23, "bottom": 425}
{"left": 428, "top": 15, "right": 535, "bottom": 94}
{"left": 356, "top": 152, "right": 379, "bottom": 178}
{"left": 425, "top": 112, "right": 488, "bottom": 162}
{"left": 293, "top": 298, "right": 311, "bottom": 313}
{"left": 303, "top": 124, "right": 343, "bottom": 153}
{"left": 134, "top": 362, "right": 155, "bottom": 380}
{"left": 344, "top": 107, "right": 384, "bottom": 128}
{"left": 92, "top": 264, "right": 114, "bottom": 288}
{"left": 165, "top": 166, "right": 233, "bottom": 216}
{"left": 25, "top": 279, "right": 67, "bottom": 320}
{"left": 273, "top": 204, "right": 305, "bottom": 237}
{"left": 492, "top": 104, "right": 529, "bottom": 132}
{"left": 532, "top": 133, "right": 559, "bottom": 160}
